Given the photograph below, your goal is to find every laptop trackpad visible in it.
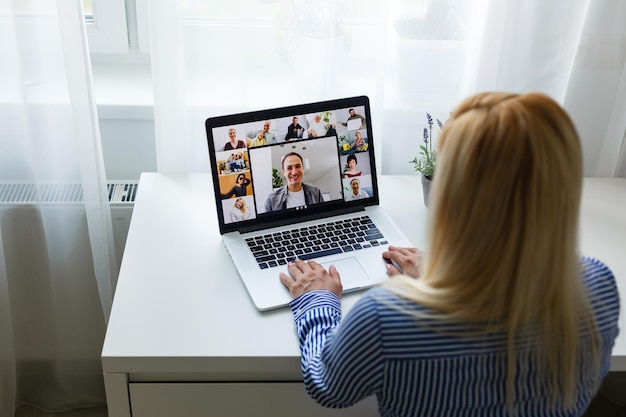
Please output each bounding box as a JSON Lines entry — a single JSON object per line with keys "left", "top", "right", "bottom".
{"left": 320, "top": 257, "right": 371, "bottom": 291}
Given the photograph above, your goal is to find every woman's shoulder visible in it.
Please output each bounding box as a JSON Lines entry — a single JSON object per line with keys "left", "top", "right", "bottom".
{"left": 357, "top": 285, "right": 430, "bottom": 317}
{"left": 581, "top": 257, "right": 618, "bottom": 292}
{"left": 581, "top": 257, "right": 620, "bottom": 328}
{"left": 353, "top": 286, "right": 487, "bottom": 351}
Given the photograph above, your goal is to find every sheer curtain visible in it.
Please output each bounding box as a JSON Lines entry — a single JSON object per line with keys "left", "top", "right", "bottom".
{"left": 147, "top": 0, "right": 390, "bottom": 174}
{"left": 0, "top": 1, "right": 116, "bottom": 416}
{"left": 465, "top": 0, "right": 626, "bottom": 177}
{"left": 147, "top": 0, "right": 626, "bottom": 177}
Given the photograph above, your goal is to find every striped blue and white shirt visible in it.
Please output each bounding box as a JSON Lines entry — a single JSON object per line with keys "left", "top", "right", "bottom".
{"left": 289, "top": 257, "right": 620, "bottom": 417}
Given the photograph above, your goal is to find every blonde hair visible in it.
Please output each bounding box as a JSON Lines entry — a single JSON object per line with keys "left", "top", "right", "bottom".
{"left": 387, "top": 92, "right": 599, "bottom": 411}
{"left": 234, "top": 197, "right": 248, "bottom": 215}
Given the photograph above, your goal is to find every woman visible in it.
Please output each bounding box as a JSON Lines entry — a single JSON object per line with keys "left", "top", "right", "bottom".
{"left": 229, "top": 197, "right": 251, "bottom": 222}
{"left": 279, "top": 92, "right": 620, "bottom": 416}
{"left": 343, "top": 154, "right": 362, "bottom": 178}
{"left": 350, "top": 130, "right": 367, "bottom": 151}
{"left": 223, "top": 128, "right": 246, "bottom": 151}
{"left": 220, "top": 173, "right": 250, "bottom": 199}
{"left": 249, "top": 130, "right": 266, "bottom": 147}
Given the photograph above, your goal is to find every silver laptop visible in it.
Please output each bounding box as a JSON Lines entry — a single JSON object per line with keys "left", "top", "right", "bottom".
{"left": 205, "top": 96, "right": 413, "bottom": 311}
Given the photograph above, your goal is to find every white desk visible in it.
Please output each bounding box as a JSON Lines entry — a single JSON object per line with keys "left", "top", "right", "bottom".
{"left": 101, "top": 174, "right": 626, "bottom": 417}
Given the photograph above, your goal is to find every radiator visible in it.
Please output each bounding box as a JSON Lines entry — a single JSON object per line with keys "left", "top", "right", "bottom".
{"left": 0, "top": 180, "right": 138, "bottom": 269}
{"left": 0, "top": 181, "right": 138, "bottom": 366}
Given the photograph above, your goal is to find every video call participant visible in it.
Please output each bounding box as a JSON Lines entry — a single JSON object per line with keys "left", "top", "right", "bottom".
{"left": 229, "top": 197, "right": 251, "bottom": 222}
{"left": 221, "top": 173, "right": 251, "bottom": 199}
{"left": 223, "top": 128, "right": 246, "bottom": 151}
{"left": 339, "top": 108, "right": 366, "bottom": 130}
{"left": 350, "top": 131, "right": 367, "bottom": 152}
{"left": 265, "top": 152, "right": 323, "bottom": 212}
{"left": 261, "top": 120, "right": 278, "bottom": 144}
{"left": 307, "top": 114, "right": 330, "bottom": 138}
{"left": 346, "top": 178, "right": 368, "bottom": 201}
{"left": 343, "top": 154, "right": 362, "bottom": 178}
{"left": 285, "top": 117, "right": 304, "bottom": 141}
{"left": 249, "top": 130, "right": 267, "bottom": 148}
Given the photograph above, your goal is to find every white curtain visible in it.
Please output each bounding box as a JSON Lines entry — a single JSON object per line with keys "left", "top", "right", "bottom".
{"left": 0, "top": 1, "right": 116, "bottom": 416}
{"left": 147, "top": 0, "right": 390, "bottom": 174}
{"left": 147, "top": 0, "right": 626, "bottom": 177}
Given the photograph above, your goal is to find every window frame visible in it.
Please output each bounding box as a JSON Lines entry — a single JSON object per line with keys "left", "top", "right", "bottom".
{"left": 134, "top": 0, "right": 149, "bottom": 53}
{"left": 85, "top": 0, "right": 129, "bottom": 54}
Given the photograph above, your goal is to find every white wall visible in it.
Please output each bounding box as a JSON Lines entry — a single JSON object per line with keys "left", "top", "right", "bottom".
{"left": 99, "top": 117, "right": 157, "bottom": 179}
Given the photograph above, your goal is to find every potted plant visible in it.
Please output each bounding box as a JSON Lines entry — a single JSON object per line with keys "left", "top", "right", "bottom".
{"left": 272, "top": 168, "right": 284, "bottom": 189}
{"left": 410, "top": 113, "right": 445, "bottom": 206}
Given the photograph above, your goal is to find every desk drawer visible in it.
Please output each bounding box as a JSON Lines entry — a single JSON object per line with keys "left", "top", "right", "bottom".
{"left": 129, "top": 382, "right": 379, "bottom": 417}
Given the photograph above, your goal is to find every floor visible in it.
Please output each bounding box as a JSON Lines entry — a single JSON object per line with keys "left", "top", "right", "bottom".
{"left": 585, "top": 395, "right": 626, "bottom": 417}
{"left": 15, "top": 405, "right": 108, "bottom": 417}
{"left": 584, "top": 372, "right": 626, "bottom": 417}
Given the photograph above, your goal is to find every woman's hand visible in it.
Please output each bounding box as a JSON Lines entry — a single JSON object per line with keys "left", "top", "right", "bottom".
{"left": 279, "top": 259, "right": 343, "bottom": 299}
{"left": 382, "top": 246, "right": 425, "bottom": 279}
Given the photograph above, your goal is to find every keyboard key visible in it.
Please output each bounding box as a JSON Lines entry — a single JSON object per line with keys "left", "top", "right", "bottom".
{"left": 298, "top": 247, "right": 342, "bottom": 260}
{"left": 255, "top": 254, "right": 275, "bottom": 263}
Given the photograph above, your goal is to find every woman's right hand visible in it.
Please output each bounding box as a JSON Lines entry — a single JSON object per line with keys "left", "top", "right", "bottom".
{"left": 382, "top": 246, "right": 425, "bottom": 279}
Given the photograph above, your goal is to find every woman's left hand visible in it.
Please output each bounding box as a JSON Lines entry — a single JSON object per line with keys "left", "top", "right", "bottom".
{"left": 279, "top": 259, "right": 343, "bottom": 299}
{"left": 382, "top": 246, "right": 425, "bottom": 279}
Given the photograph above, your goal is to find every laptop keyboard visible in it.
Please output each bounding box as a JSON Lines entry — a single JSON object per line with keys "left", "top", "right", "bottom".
{"left": 245, "top": 215, "right": 388, "bottom": 269}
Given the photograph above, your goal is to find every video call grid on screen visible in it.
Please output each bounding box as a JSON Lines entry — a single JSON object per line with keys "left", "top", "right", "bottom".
{"left": 209, "top": 103, "right": 374, "bottom": 229}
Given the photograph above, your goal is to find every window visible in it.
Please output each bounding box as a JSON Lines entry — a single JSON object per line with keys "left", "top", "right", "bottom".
{"left": 84, "top": 0, "right": 129, "bottom": 54}
{"left": 0, "top": 1, "right": 128, "bottom": 54}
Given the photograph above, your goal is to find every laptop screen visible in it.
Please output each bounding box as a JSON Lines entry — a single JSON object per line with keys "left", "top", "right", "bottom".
{"left": 205, "top": 96, "right": 379, "bottom": 234}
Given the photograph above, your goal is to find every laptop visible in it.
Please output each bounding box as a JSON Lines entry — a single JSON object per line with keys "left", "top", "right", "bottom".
{"left": 205, "top": 96, "right": 413, "bottom": 311}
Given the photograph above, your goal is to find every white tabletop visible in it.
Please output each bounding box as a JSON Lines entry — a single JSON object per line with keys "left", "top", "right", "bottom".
{"left": 101, "top": 175, "right": 626, "bottom": 375}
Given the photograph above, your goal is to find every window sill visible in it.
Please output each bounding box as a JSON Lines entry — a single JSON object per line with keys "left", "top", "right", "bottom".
{"left": 92, "top": 61, "right": 154, "bottom": 120}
